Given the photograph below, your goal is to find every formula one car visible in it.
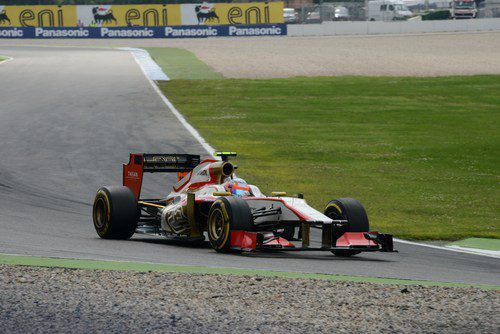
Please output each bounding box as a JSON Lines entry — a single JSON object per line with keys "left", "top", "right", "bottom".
{"left": 92, "top": 152, "right": 395, "bottom": 255}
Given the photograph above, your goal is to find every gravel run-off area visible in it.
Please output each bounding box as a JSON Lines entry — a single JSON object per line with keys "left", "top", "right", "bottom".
{"left": 0, "top": 265, "right": 498, "bottom": 333}
{"left": 1, "top": 32, "right": 500, "bottom": 77}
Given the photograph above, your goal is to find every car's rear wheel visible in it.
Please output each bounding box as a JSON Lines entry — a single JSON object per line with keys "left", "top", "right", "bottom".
{"left": 324, "top": 198, "right": 369, "bottom": 257}
{"left": 207, "top": 196, "right": 253, "bottom": 253}
{"left": 93, "top": 186, "right": 138, "bottom": 239}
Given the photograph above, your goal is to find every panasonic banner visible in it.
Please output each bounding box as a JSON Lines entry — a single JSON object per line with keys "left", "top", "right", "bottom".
{"left": 0, "top": 25, "right": 286, "bottom": 38}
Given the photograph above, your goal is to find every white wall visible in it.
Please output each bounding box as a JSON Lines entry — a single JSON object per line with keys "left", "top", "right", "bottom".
{"left": 287, "top": 18, "right": 500, "bottom": 36}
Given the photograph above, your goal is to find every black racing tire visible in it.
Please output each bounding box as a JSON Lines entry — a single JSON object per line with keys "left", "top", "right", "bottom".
{"left": 324, "top": 198, "right": 369, "bottom": 257}
{"left": 93, "top": 186, "right": 138, "bottom": 240}
{"left": 207, "top": 196, "right": 253, "bottom": 253}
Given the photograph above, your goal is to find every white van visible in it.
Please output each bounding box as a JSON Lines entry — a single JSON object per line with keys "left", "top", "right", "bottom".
{"left": 366, "top": 0, "right": 413, "bottom": 21}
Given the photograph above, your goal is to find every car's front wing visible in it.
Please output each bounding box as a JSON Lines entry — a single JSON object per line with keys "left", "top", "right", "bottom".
{"left": 230, "top": 231, "right": 395, "bottom": 253}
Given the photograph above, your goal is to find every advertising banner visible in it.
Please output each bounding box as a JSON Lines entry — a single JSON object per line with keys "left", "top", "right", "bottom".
{"left": 0, "top": 24, "right": 287, "bottom": 38}
{"left": 0, "top": 2, "right": 283, "bottom": 27}
{"left": 0, "top": 5, "right": 76, "bottom": 27}
{"left": 180, "top": 2, "right": 283, "bottom": 25}
{"left": 76, "top": 5, "right": 182, "bottom": 27}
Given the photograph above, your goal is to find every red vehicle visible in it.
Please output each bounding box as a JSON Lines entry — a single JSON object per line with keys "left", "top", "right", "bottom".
{"left": 92, "top": 152, "right": 395, "bottom": 256}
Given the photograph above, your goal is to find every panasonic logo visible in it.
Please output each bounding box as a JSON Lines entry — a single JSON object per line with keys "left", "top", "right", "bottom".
{"left": 228, "top": 26, "right": 282, "bottom": 36}
{"left": 101, "top": 28, "right": 154, "bottom": 37}
{"left": 165, "top": 27, "right": 218, "bottom": 37}
{"left": 0, "top": 28, "right": 24, "bottom": 37}
{"left": 35, "top": 28, "right": 89, "bottom": 37}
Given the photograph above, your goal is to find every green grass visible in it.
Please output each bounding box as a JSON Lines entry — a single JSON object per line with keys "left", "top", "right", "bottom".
{"left": 1, "top": 254, "right": 497, "bottom": 290}
{"left": 144, "top": 47, "right": 223, "bottom": 80}
{"left": 0, "top": 56, "right": 7, "bottom": 62}
{"left": 448, "top": 238, "right": 500, "bottom": 251}
{"left": 158, "top": 76, "right": 500, "bottom": 240}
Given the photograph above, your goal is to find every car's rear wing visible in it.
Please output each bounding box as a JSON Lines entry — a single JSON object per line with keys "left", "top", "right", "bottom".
{"left": 123, "top": 153, "right": 200, "bottom": 200}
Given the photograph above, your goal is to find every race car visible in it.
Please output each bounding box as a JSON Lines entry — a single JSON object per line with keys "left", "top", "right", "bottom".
{"left": 92, "top": 152, "right": 395, "bottom": 256}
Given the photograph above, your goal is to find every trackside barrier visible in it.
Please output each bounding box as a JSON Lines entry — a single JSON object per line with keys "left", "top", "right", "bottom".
{"left": 0, "top": 24, "right": 286, "bottom": 38}
{"left": 287, "top": 18, "right": 500, "bottom": 36}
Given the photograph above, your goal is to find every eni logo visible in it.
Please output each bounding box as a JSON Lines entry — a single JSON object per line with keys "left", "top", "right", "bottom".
{"left": 195, "top": 4, "right": 219, "bottom": 24}
{"left": 92, "top": 7, "right": 117, "bottom": 25}
{"left": 125, "top": 5, "right": 169, "bottom": 26}
{"left": 227, "top": 5, "right": 270, "bottom": 24}
{"left": 19, "top": 7, "right": 64, "bottom": 27}
{"left": 0, "top": 10, "right": 11, "bottom": 25}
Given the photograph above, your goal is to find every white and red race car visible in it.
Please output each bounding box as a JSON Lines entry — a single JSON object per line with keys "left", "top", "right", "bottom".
{"left": 92, "top": 152, "right": 395, "bottom": 255}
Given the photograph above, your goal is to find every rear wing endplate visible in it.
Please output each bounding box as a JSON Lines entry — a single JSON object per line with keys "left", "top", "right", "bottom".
{"left": 123, "top": 153, "right": 200, "bottom": 200}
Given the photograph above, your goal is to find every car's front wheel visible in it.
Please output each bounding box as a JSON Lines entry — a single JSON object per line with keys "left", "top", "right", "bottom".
{"left": 207, "top": 196, "right": 253, "bottom": 253}
{"left": 324, "top": 198, "right": 369, "bottom": 257}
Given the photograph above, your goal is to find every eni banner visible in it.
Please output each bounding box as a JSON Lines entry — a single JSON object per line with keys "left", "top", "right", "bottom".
{"left": 0, "top": 2, "right": 284, "bottom": 27}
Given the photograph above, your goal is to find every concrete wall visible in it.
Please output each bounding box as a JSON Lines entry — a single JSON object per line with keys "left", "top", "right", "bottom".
{"left": 287, "top": 18, "right": 500, "bottom": 36}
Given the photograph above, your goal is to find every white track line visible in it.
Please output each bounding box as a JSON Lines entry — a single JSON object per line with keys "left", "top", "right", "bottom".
{"left": 0, "top": 56, "right": 13, "bottom": 65}
{"left": 126, "top": 48, "right": 497, "bottom": 259}
{"left": 124, "top": 48, "right": 217, "bottom": 157}
{"left": 394, "top": 238, "right": 500, "bottom": 259}
{"left": 119, "top": 47, "right": 169, "bottom": 81}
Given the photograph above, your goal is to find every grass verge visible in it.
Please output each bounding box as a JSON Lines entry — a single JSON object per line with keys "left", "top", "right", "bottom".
{"left": 144, "top": 47, "right": 223, "bottom": 80}
{"left": 158, "top": 76, "right": 500, "bottom": 240}
{"left": 1, "top": 254, "right": 498, "bottom": 290}
{"left": 448, "top": 238, "right": 500, "bottom": 251}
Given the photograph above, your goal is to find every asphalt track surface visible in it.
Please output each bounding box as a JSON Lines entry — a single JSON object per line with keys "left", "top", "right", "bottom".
{"left": 0, "top": 45, "right": 498, "bottom": 286}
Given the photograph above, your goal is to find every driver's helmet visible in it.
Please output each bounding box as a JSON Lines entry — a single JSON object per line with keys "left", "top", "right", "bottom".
{"left": 224, "top": 177, "right": 251, "bottom": 197}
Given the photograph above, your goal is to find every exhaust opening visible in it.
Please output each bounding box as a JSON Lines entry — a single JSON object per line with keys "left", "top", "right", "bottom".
{"left": 222, "top": 162, "right": 234, "bottom": 176}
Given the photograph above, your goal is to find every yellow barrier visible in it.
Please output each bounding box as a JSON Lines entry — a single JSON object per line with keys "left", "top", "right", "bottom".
{"left": 0, "top": 6, "right": 76, "bottom": 27}
{"left": 0, "top": 3, "right": 284, "bottom": 27}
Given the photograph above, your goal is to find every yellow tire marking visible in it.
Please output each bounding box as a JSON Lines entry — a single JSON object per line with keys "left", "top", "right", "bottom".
{"left": 326, "top": 203, "right": 342, "bottom": 214}
{"left": 98, "top": 190, "right": 111, "bottom": 222}
{"left": 209, "top": 200, "right": 231, "bottom": 250}
{"left": 219, "top": 221, "right": 230, "bottom": 249}
{"left": 219, "top": 202, "right": 229, "bottom": 221}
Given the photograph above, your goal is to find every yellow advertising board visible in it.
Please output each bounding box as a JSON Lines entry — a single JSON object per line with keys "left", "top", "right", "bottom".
{"left": 77, "top": 5, "right": 182, "bottom": 27}
{"left": 180, "top": 2, "right": 284, "bottom": 25}
{"left": 0, "top": 2, "right": 283, "bottom": 27}
{"left": 0, "top": 5, "right": 76, "bottom": 27}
